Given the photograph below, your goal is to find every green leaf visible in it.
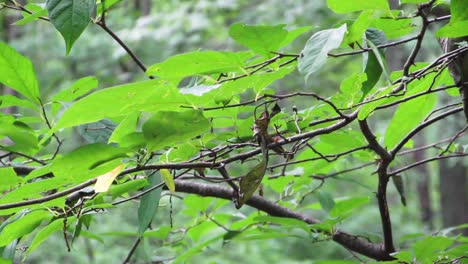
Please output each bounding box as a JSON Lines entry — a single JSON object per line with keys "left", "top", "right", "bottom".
{"left": 0, "top": 95, "right": 37, "bottom": 110}
{"left": 327, "top": 0, "right": 389, "bottom": 13}
{"left": 298, "top": 24, "right": 347, "bottom": 82}
{"left": 371, "top": 18, "right": 415, "bottom": 39}
{"left": 173, "top": 233, "right": 225, "bottom": 263}
{"left": 279, "top": 26, "right": 313, "bottom": 48}
{"left": 329, "top": 196, "right": 371, "bottom": 219}
{"left": 25, "top": 217, "right": 76, "bottom": 257}
{"left": 0, "top": 168, "right": 21, "bottom": 192}
{"left": 315, "top": 191, "right": 335, "bottom": 213}
{"left": 109, "top": 178, "right": 148, "bottom": 199}
{"left": 0, "top": 116, "right": 39, "bottom": 155}
{"left": 51, "top": 143, "right": 128, "bottom": 181}
{"left": 49, "top": 80, "right": 186, "bottom": 133}
{"left": 344, "top": 10, "right": 373, "bottom": 45}
{"left": 146, "top": 51, "right": 248, "bottom": 84}
{"left": 138, "top": 172, "right": 162, "bottom": 235}
{"left": 358, "top": 83, "right": 398, "bottom": 119}
{"left": 46, "top": 0, "right": 96, "bottom": 54}
{"left": 142, "top": 110, "right": 210, "bottom": 151}
{"left": 436, "top": 20, "right": 468, "bottom": 38}
{"left": 160, "top": 169, "right": 175, "bottom": 193}
{"left": 229, "top": 23, "right": 288, "bottom": 57}
{"left": 0, "top": 210, "right": 50, "bottom": 247}
{"left": 384, "top": 93, "right": 437, "bottom": 150}
{"left": 362, "top": 28, "right": 387, "bottom": 97}
{"left": 108, "top": 112, "right": 139, "bottom": 144}
{"left": 0, "top": 42, "right": 39, "bottom": 104}
{"left": 336, "top": 73, "right": 366, "bottom": 107}
{"left": 400, "top": 0, "right": 426, "bottom": 3}
{"left": 413, "top": 236, "right": 454, "bottom": 262}
{"left": 450, "top": 0, "right": 468, "bottom": 22}
{"left": 15, "top": 4, "right": 48, "bottom": 26}
{"left": 52, "top": 76, "right": 98, "bottom": 102}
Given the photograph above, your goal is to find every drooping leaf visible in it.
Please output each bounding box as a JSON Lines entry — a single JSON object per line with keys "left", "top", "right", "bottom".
{"left": 0, "top": 42, "right": 40, "bottom": 104}
{"left": 229, "top": 23, "right": 288, "bottom": 57}
{"left": 361, "top": 28, "right": 388, "bottom": 97}
{"left": 315, "top": 191, "right": 335, "bottom": 213}
{"left": 0, "top": 168, "right": 21, "bottom": 192}
{"left": 94, "top": 164, "right": 124, "bottom": 193}
{"left": 138, "top": 172, "right": 162, "bottom": 235}
{"left": 160, "top": 169, "right": 175, "bottom": 193}
{"left": 46, "top": 0, "right": 96, "bottom": 54}
{"left": 51, "top": 143, "right": 128, "bottom": 181}
{"left": 142, "top": 110, "right": 210, "bottom": 151}
{"left": 235, "top": 159, "right": 267, "bottom": 209}
{"left": 49, "top": 80, "right": 186, "bottom": 134}
{"left": 298, "top": 24, "right": 347, "bottom": 82}
{"left": 384, "top": 93, "right": 437, "bottom": 150}
{"left": 0, "top": 210, "right": 50, "bottom": 247}
{"left": 327, "top": 0, "right": 390, "bottom": 13}
{"left": 392, "top": 175, "right": 406, "bottom": 206}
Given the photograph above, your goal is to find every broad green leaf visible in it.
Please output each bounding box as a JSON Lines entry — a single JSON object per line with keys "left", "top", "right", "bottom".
{"left": 25, "top": 217, "right": 76, "bottom": 257}
{"left": 160, "top": 169, "right": 175, "bottom": 193}
{"left": 450, "top": 0, "right": 468, "bottom": 22}
{"left": 160, "top": 142, "right": 200, "bottom": 163}
{"left": 0, "top": 168, "right": 21, "bottom": 192}
{"left": 50, "top": 80, "right": 186, "bottom": 133}
{"left": 0, "top": 210, "right": 50, "bottom": 247}
{"left": 143, "top": 226, "right": 171, "bottom": 240}
{"left": 138, "top": 172, "right": 162, "bottom": 235}
{"left": 344, "top": 10, "right": 373, "bottom": 45}
{"left": 46, "top": 0, "right": 96, "bottom": 54}
{"left": 436, "top": 20, "right": 468, "bottom": 38}
{"left": 384, "top": 93, "right": 437, "bottom": 150}
{"left": 371, "top": 18, "right": 415, "bottom": 39}
{"left": 94, "top": 164, "right": 124, "bottom": 193}
{"left": 362, "top": 28, "right": 387, "bottom": 97}
{"left": 0, "top": 95, "right": 37, "bottom": 110}
{"left": 51, "top": 143, "right": 128, "bottom": 180}
{"left": 319, "top": 130, "right": 366, "bottom": 151}
{"left": 108, "top": 112, "right": 139, "bottom": 144}
{"left": 336, "top": 73, "right": 366, "bottom": 107}
{"left": 97, "top": 0, "right": 124, "bottom": 14}
{"left": 358, "top": 83, "right": 398, "bottom": 119}
{"left": 327, "top": 0, "right": 389, "bottom": 13}
{"left": 279, "top": 26, "right": 313, "bottom": 48}
{"left": 15, "top": 4, "right": 48, "bottom": 26}
{"left": 229, "top": 23, "right": 288, "bottom": 57}
{"left": 253, "top": 216, "right": 310, "bottom": 229}
{"left": 413, "top": 236, "right": 454, "bottom": 262}
{"left": 315, "top": 191, "right": 335, "bottom": 213}
{"left": 436, "top": 0, "right": 468, "bottom": 37}
{"left": 329, "top": 196, "right": 371, "bottom": 219}
{"left": 0, "top": 116, "right": 39, "bottom": 155}
{"left": 52, "top": 76, "right": 98, "bottom": 102}
{"left": 0, "top": 178, "right": 69, "bottom": 205}
{"left": 76, "top": 119, "right": 116, "bottom": 144}
{"left": 142, "top": 110, "right": 210, "bottom": 151}
{"left": 146, "top": 51, "right": 248, "bottom": 84}
{"left": 0, "top": 42, "right": 39, "bottom": 104}
{"left": 298, "top": 24, "right": 347, "bottom": 82}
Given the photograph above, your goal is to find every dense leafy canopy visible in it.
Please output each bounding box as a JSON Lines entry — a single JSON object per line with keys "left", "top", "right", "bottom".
{"left": 0, "top": 0, "right": 467, "bottom": 263}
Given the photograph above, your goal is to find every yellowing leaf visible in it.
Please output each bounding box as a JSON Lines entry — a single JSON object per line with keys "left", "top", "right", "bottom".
{"left": 161, "top": 169, "right": 175, "bottom": 193}
{"left": 94, "top": 164, "right": 123, "bottom": 193}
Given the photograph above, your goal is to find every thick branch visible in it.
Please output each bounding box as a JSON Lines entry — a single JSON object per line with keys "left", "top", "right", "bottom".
{"left": 174, "top": 180, "right": 394, "bottom": 260}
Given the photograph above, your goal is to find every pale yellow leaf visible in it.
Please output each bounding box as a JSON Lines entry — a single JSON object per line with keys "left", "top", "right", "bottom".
{"left": 161, "top": 169, "right": 175, "bottom": 193}
{"left": 94, "top": 164, "right": 124, "bottom": 193}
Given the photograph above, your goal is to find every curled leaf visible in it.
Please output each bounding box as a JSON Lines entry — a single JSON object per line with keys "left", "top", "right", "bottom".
{"left": 392, "top": 174, "right": 406, "bottom": 206}
{"left": 94, "top": 164, "right": 123, "bottom": 193}
{"left": 161, "top": 169, "right": 175, "bottom": 193}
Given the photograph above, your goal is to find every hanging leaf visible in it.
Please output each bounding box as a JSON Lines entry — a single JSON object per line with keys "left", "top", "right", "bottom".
{"left": 138, "top": 172, "right": 162, "bottom": 235}
{"left": 46, "top": 0, "right": 96, "bottom": 54}
{"left": 160, "top": 169, "right": 175, "bottom": 193}
{"left": 298, "top": 24, "right": 347, "bottom": 82}
{"left": 94, "top": 164, "right": 124, "bottom": 193}
{"left": 392, "top": 175, "right": 406, "bottom": 206}
{"left": 235, "top": 159, "right": 267, "bottom": 209}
